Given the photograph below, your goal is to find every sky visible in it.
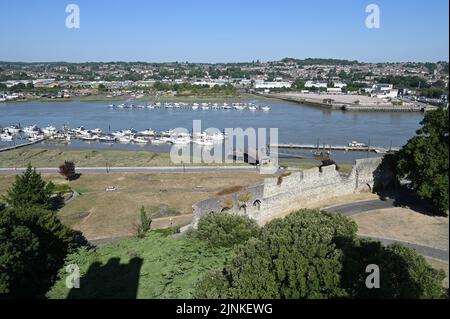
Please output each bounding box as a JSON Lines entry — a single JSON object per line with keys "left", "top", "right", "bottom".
{"left": 0, "top": 0, "right": 448, "bottom": 63}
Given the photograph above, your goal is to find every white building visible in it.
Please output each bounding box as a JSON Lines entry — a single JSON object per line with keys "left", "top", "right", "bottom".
{"left": 377, "top": 89, "right": 399, "bottom": 98}
{"left": 334, "top": 82, "right": 347, "bottom": 89}
{"left": 373, "top": 83, "right": 393, "bottom": 92}
{"left": 192, "top": 80, "right": 228, "bottom": 87}
{"left": 254, "top": 80, "right": 292, "bottom": 89}
{"left": 304, "top": 81, "right": 328, "bottom": 88}
{"left": 327, "top": 87, "right": 342, "bottom": 94}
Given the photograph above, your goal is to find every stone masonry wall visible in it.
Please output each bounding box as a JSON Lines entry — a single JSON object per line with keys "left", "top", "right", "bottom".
{"left": 190, "top": 157, "right": 385, "bottom": 227}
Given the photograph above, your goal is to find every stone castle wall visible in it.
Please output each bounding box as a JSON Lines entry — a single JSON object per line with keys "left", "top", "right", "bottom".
{"left": 190, "top": 157, "right": 386, "bottom": 227}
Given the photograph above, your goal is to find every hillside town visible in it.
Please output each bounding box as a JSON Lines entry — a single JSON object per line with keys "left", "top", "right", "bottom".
{"left": 1, "top": 59, "right": 448, "bottom": 107}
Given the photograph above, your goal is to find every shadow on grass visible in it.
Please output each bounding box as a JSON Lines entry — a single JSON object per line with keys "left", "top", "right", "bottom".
{"left": 67, "top": 257, "right": 143, "bottom": 299}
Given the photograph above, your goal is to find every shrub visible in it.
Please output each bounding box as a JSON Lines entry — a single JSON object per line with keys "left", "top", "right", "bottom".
{"left": 58, "top": 161, "right": 76, "bottom": 181}
{"left": 194, "top": 213, "right": 259, "bottom": 248}
{"left": 136, "top": 206, "right": 152, "bottom": 238}
{"left": 195, "top": 209, "right": 445, "bottom": 299}
{"left": 0, "top": 205, "right": 75, "bottom": 297}
{"left": 4, "top": 164, "right": 53, "bottom": 210}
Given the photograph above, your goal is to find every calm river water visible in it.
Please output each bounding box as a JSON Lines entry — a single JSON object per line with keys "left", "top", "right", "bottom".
{"left": 0, "top": 98, "right": 422, "bottom": 162}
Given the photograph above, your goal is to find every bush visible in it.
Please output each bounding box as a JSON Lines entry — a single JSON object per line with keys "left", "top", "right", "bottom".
{"left": 396, "top": 108, "right": 449, "bottom": 215}
{"left": 136, "top": 206, "right": 152, "bottom": 238}
{"left": 194, "top": 213, "right": 259, "bottom": 248}
{"left": 194, "top": 209, "right": 445, "bottom": 299}
{"left": 4, "top": 164, "right": 53, "bottom": 210}
{"left": 0, "top": 205, "right": 75, "bottom": 297}
{"left": 58, "top": 161, "right": 76, "bottom": 181}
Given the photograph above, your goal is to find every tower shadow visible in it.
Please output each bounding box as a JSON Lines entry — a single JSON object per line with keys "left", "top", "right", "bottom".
{"left": 67, "top": 257, "right": 143, "bottom": 299}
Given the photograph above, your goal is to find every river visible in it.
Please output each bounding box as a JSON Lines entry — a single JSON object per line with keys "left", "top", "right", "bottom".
{"left": 0, "top": 98, "right": 423, "bottom": 163}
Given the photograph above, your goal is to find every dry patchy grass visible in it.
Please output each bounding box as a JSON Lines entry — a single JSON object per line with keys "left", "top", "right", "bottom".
{"left": 352, "top": 207, "right": 449, "bottom": 251}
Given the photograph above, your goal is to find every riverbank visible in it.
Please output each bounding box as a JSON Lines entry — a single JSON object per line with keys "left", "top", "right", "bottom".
{"left": 262, "top": 92, "right": 435, "bottom": 112}
{"left": 0, "top": 93, "right": 273, "bottom": 105}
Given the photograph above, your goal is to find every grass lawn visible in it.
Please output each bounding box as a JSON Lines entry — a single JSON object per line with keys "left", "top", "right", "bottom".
{"left": 0, "top": 148, "right": 173, "bottom": 168}
{"left": 47, "top": 232, "right": 232, "bottom": 299}
{"left": 0, "top": 148, "right": 251, "bottom": 168}
{"left": 0, "top": 171, "right": 265, "bottom": 240}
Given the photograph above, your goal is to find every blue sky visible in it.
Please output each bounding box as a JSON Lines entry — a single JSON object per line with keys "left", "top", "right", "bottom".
{"left": 0, "top": 0, "right": 448, "bottom": 63}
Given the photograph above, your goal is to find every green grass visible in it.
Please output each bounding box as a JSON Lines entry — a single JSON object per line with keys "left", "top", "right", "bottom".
{"left": 0, "top": 148, "right": 250, "bottom": 168}
{"left": 47, "top": 232, "right": 231, "bottom": 299}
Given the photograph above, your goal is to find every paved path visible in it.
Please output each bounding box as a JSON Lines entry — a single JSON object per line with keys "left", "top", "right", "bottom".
{"left": 358, "top": 234, "right": 449, "bottom": 262}
{"left": 0, "top": 166, "right": 260, "bottom": 175}
{"left": 322, "top": 198, "right": 396, "bottom": 216}
{"left": 322, "top": 199, "right": 449, "bottom": 262}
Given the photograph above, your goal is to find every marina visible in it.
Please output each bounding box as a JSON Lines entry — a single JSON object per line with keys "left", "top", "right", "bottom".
{"left": 0, "top": 98, "right": 423, "bottom": 162}
{"left": 108, "top": 101, "right": 271, "bottom": 111}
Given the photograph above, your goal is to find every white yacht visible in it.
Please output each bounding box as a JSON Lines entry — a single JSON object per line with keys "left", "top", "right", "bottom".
{"left": 0, "top": 133, "right": 13, "bottom": 141}
{"left": 122, "top": 129, "right": 137, "bottom": 135}
{"left": 91, "top": 128, "right": 103, "bottom": 134}
{"left": 139, "top": 129, "right": 156, "bottom": 136}
{"left": 42, "top": 125, "right": 57, "bottom": 136}
{"left": 261, "top": 106, "right": 271, "bottom": 111}
{"left": 4, "top": 125, "right": 21, "bottom": 134}
{"left": 28, "top": 134, "right": 44, "bottom": 142}
{"left": 99, "top": 135, "right": 116, "bottom": 143}
{"left": 117, "top": 136, "right": 132, "bottom": 143}
{"left": 173, "top": 137, "right": 191, "bottom": 145}
{"left": 81, "top": 134, "right": 99, "bottom": 141}
{"left": 112, "top": 130, "right": 126, "bottom": 137}
{"left": 132, "top": 136, "right": 149, "bottom": 144}
{"left": 23, "top": 125, "right": 40, "bottom": 136}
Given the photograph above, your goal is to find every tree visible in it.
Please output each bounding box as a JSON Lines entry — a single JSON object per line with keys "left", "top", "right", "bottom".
{"left": 0, "top": 205, "right": 75, "bottom": 297}
{"left": 293, "top": 79, "right": 305, "bottom": 90}
{"left": 195, "top": 210, "right": 355, "bottom": 298}
{"left": 58, "top": 161, "right": 76, "bottom": 181}
{"left": 396, "top": 108, "right": 449, "bottom": 215}
{"left": 136, "top": 206, "right": 152, "bottom": 238}
{"left": 4, "top": 164, "right": 53, "bottom": 210}
{"left": 194, "top": 209, "right": 445, "bottom": 299}
{"left": 194, "top": 213, "right": 259, "bottom": 248}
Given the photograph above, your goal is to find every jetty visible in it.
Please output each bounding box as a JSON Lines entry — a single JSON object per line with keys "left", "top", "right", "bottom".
{"left": 0, "top": 138, "right": 46, "bottom": 153}
{"left": 270, "top": 143, "right": 400, "bottom": 154}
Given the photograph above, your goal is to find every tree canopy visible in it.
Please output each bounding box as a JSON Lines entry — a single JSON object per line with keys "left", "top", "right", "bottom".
{"left": 193, "top": 213, "right": 259, "bottom": 248}
{"left": 194, "top": 209, "right": 445, "bottom": 299}
{"left": 0, "top": 166, "right": 76, "bottom": 297}
{"left": 396, "top": 108, "right": 449, "bottom": 215}
{"left": 4, "top": 164, "right": 53, "bottom": 210}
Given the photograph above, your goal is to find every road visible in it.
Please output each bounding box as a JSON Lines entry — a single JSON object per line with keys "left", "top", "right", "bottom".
{"left": 323, "top": 199, "right": 449, "bottom": 262}
{"left": 322, "top": 199, "right": 396, "bottom": 216}
{"left": 0, "top": 165, "right": 260, "bottom": 175}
